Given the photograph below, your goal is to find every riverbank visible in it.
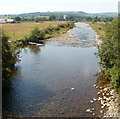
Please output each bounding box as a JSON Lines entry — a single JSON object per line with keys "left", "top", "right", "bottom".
{"left": 95, "top": 82, "right": 120, "bottom": 117}
{"left": 103, "top": 88, "right": 120, "bottom": 117}
{"left": 8, "top": 21, "right": 75, "bottom": 48}
{"left": 86, "top": 21, "right": 120, "bottom": 118}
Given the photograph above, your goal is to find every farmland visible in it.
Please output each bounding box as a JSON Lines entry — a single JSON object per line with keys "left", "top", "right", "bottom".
{"left": 2, "top": 21, "right": 67, "bottom": 41}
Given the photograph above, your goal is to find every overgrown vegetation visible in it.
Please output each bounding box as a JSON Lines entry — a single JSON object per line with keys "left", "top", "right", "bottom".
{"left": 24, "top": 27, "right": 45, "bottom": 42}
{"left": 2, "top": 32, "right": 20, "bottom": 89}
{"left": 97, "top": 18, "right": 120, "bottom": 92}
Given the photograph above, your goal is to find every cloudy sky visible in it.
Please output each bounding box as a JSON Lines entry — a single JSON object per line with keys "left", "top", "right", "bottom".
{"left": 0, "top": 0, "right": 119, "bottom": 14}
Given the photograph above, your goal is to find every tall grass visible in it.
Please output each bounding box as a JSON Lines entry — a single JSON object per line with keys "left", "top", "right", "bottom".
{"left": 2, "top": 21, "right": 67, "bottom": 41}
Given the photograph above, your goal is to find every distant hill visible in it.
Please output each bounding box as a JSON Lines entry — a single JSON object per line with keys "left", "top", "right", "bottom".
{"left": 18, "top": 11, "right": 88, "bottom": 17}
{"left": 0, "top": 11, "right": 117, "bottom": 18}
{"left": 89, "top": 12, "right": 118, "bottom": 17}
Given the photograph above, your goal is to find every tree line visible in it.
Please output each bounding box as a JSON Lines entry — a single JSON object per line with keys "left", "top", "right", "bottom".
{"left": 14, "top": 15, "right": 113, "bottom": 22}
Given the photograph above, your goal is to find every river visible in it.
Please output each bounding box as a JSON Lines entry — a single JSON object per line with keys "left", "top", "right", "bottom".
{"left": 3, "top": 22, "right": 102, "bottom": 117}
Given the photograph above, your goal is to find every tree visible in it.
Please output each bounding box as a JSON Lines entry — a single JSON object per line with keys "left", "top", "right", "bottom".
{"left": 28, "top": 28, "right": 45, "bottom": 42}
{"left": 49, "top": 15, "right": 56, "bottom": 21}
{"left": 14, "top": 16, "right": 21, "bottom": 21}
{"left": 2, "top": 32, "right": 20, "bottom": 89}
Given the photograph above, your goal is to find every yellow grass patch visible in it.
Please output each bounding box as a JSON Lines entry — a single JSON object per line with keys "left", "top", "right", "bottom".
{"left": 2, "top": 21, "right": 67, "bottom": 41}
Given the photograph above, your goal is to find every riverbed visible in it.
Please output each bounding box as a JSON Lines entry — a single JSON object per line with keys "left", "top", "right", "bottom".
{"left": 3, "top": 22, "right": 103, "bottom": 117}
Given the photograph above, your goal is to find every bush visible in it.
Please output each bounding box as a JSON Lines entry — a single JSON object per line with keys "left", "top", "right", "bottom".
{"left": 28, "top": 27, "right": 45, "bottom": 42}
{"left": 2, "top": 32, "right": 20, "bottom": 89}
{"left": 97, "top": 18, "right": 120, "bottom": 92}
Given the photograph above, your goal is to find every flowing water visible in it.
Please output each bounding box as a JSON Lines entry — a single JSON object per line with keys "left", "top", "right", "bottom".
{"left": 3, "top": 22, "right": 101, "bottom": 117}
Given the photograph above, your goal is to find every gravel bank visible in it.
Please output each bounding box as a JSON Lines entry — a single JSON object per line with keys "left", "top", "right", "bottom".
{"left": 47, "top": 30, "right": 77, "bottom": 46}
{"left": 102, "top": 88, "right": 120, "bottom": 118}
{"left": 95, "top": 34, "right": 120, "bottom": 118}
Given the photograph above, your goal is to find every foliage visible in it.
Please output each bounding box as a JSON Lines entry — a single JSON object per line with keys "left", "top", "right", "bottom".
{"left": 97, "top": 18, "right": 120, "bottom": 92}
{"left": 14, "top": 16, "right": 21, "bottom": 21}
{"left": 2, "top": 32, "right": 20, "bottom": 89}
{"left": 27, "top": 27, "right": 45, "bottom": 42}
{"left": 49, "top": 15, "right": 56, "bottom": 21}
{"left": 19, "top": 15, "right": 114, "bottom": 22}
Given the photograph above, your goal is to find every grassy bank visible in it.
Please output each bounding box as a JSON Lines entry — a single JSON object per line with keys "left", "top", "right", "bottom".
{"left": 2, "top": 21, "right": 68, "bottom": 41}
{"left": 2, "top": 21, "right": 75, "bottom": 47}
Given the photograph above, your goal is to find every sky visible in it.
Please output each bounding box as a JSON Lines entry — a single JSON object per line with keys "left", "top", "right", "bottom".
{"left": 0, "top": 0, "right": 119, "bottom": 14}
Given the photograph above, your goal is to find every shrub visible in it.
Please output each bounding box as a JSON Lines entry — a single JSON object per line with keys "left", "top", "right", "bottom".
{"left": 28, "top": 27, "right": 45, "bottom": 42}
{"left": 97, "top": 18, "right": 120, "bottom": 92}
{"left": 2, "top": 32, "right": 20, "bottom": 89}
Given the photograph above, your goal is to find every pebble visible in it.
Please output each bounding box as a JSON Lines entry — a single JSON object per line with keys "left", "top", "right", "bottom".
{"left": 103, "top": 103, "right": 106, "bottom": 106}
{"left": 96, "top": 86, "right": 99, "bottom": 89}
{"left": 90, "top": 100, "right": 94, "bottom": 103}
{"left": 103, "top": 96, "right": 106, "bottom": 100}
{"left": 100, "top": 110, "right": 103, "bottom": 113}
{"left": 93, "top": 98, "right": 97, "bottom": 101}
{"left": 101, "top": 106, "right": 104, "bottom": 109}
{"left": 100, "top": 90, "right": 102, "bottom": 92}
{"left": 97, "top": 92, "right": 101, "bottom": 94}
{"left": 106, "top": 98, "right": 110, "bottom": 101}
{"left": 92, "top": 113, "right": 95, "bottom": 116}
{"left": 60, "top": 111, "right": 64, "bottom": 114}
{"left": 91, "top": 108, "right": 95, "bottom": 111}
{"left": 86, "top": 109, "right": 91, "bottom": 112}
{"left": 98, "top": 97, "right": 102, "bottom": 100}
{"left": 93, "top": 84, "right": 96, "bottom": 87}
{"left": 106, "top": 93, "right": 109, "bottom": 96}
{"left": 106, "top": 103, "right": 110, "bottom": 107}
{"left": 101, "top": 101, "right": 104, "bottom": 105}
{"left": 103, "top": 88, "right": 108, "bottom": 91}
{"left": 71, "top": 88, "right": 75, "bottom": 91}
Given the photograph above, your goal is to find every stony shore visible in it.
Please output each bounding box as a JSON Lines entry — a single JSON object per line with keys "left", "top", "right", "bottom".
{"left": 103, "top": 88, "right": 120, "bottom": 117}
{"left": 47, "top": 30, "right": 77, "bottom": 46}
{"left": 97, "top": 85, "right": 120, "bottom": 118}
{"left": 95, "top": 34, "right": 120, "bottom": 118}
